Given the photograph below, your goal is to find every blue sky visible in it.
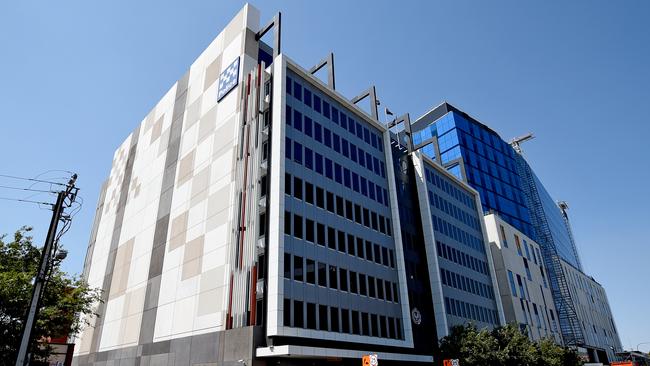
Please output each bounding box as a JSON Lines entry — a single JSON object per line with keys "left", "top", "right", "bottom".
{"left": 1, "top": 0, "right": 648, "bottom": 352}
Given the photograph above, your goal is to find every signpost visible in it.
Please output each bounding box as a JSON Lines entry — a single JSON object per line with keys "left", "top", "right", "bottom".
{"left": 362, "top": 354, "right": 378, "bottom": 366}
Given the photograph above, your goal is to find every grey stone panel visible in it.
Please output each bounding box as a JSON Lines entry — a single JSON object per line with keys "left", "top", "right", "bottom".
{"left": 148, "top": 244, "right": 166, "bottom": 278}
{"left": 138, "top": 308, "right": 157, "bottom": 344}
{"left": 75, "top": 328, "right": 261, "bottom": 366}
{"left": 152, "top": 214, "right": 170, "bottom": 248}
{"left": 189, "top": 332, "right": 220, "bottom": 365}
{"left": 144, "top": 276, "right": 162, "bottom": 310}
{"left": 170, "top": 337, "right": 191, "bottom": 366}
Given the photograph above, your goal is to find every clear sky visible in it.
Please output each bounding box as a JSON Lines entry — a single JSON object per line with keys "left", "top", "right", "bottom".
{"left": 1, "top": 0, "right": 648, "bottom": 352}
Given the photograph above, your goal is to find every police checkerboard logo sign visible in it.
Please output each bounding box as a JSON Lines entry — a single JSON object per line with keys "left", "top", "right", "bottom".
{"left": 217, "top": 57, "right": 240, "bottom": 101}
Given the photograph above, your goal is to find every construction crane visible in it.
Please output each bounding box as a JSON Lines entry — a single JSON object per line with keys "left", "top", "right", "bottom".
{"left": 510, "top": 133, "right": 535, "bottom": 154}
{"left": 557, "top": 200, "right": 570, "bottom": 219}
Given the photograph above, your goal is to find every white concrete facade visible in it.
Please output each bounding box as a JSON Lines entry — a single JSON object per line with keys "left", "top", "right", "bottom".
{"left": 74, "top": 4, "right": 262, "bottom": 356}
{"left": 485, "top": 213, "right": 563, "bottom": 344}
{"left": 561, "top": 259, "right": 622, "bottom": 361}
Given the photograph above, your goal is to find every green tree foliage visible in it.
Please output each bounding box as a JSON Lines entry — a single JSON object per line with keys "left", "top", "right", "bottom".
{"left": 0, "top": 227, "right": 101, "bottom": 365}
{"left": 439, "top": 323, "right": 583, "bottom": 366}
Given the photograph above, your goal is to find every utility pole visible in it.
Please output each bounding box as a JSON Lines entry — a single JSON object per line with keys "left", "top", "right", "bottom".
{"left": 15, "top": 174, "right": 78, "bottom": 366}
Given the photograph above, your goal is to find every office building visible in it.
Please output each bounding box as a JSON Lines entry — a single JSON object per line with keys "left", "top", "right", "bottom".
{"left": 407, "top": 102, "right": 622, "bottom": 362}
{"left": 484, "top": 213, "right": 562, "bottom": 343}
{"left": 72, "top": 4, "right": 485, "bottom": 365}
{"left": 409, "top": 102, "right": 535, "bottom": 239}
{"left": 561, "top": 259, "right": 622, "bottom": 362}
{"left": 72, "top": 4, "right": 620, "bottom": 365}
{"left": 391, "top": 146, "right": 504, "bottom": 341}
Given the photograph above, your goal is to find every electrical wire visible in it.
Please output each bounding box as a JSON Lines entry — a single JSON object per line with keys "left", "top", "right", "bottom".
{"left": 0, "top": 173, "right": 68, "bottom": 187}
{"left": 0, "top": 196, "right": 54, "bottom": 206}
{"left": 0, "top": 184, "right": 56, "bottom": 194}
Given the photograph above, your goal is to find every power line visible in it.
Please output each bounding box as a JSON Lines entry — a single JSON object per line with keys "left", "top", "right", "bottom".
{"left": 0, "top": 184, "right": 56, "bottom": 194}
{"left": 0, "top": 196, "right": 54, "bottom": 206}
{"left": 0, "top": 174, "right": 68, "bottom": 187}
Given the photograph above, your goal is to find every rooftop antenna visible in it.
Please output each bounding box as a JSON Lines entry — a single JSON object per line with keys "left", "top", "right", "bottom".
{"left": 510, "top": 133, "right": 534, "bottom": 154}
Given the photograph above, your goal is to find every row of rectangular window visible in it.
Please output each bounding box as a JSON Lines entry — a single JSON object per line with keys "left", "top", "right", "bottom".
{"left": 432, "top": 214, "right": 485, "bottom": 254}
{"left": 466, "top": 165, "right": 526, "bottom": 208}
{"left": 519, "top": 297, "right": 556, "bottom": 334}
{"left": 436, "top": 240, "right": 489, "bottom": 276}
{"left": 282, "top": 298, "right": 403, "bottom": 340}
{"left": 286, "top": 76, "right": 383, "bottom": 154}
{"left": 444, "top": 296, "right": 498, "bottom": 325}
{"left": 283, "top": 253, "right": 399, "bottom": 303}
{"left": 464, "top": 147, "right": 519, "bottom": 188}
{"left": 458, "top": 129, "right": 519, "bottom": 174}
{"left": 440, "top": 267, "right": 494, "bottom": 300}
{"left": 286, "top": 138, "right": 389, "bottom": 207}
{"left": 283, "top": 210, "right": 395, "bottom": 268}
{"left": 285, "top": 173, "right": 392, "bottom": 237}
{"left": 287, "top": 105, "right": 386, "bottom": 180}
{"left": 425, "top": 167, "right": 476, "bottom": 210}
{"left": 429, "top": 191, "right": 481, "bottom": 232}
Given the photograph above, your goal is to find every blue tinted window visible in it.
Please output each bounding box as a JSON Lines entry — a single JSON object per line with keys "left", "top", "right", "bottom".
{"left": 293, "top": 110, "right": 302, "bottom": 132}
{"left": 347, "top": 118, "right": 355, "bottom": 134}
{"left": 314, "top": 95, "right": 321, "bottom": 113}
{"left": 314, "top": 123, "right": 322, "bottom": 142}
{"left": 342, "top": 139, "right": 349, "bottom": 158}
{"left": 332, "top": 107, "right": 339, "bottom": 124}
{"left": 373, "top": 157, "right": 380, "bottom": 175}
{"left": 294, "top": 142, "right": 302, "bottom": 164}
{"left": 315, "top": 153, "right": 323, "bottom": 174}
{"left": 333, "top": 134, "right": 341, "bottom": 153}
{"left": 323, "top": 101, "right": 330, "bottom": 118}
{"left": 376, "top": 186, "right": 383, "bottom": 205}
{"left": 340, "top": 113, "right": 347, "bottom": 130}
{"left": 356, "top": 122, "right": 363, "bottom": 139}
{"left": 358, "top": 148, "right": 365, "bottom": 167}
{"left": 286, "top": 77, "right": 292, "bottom": 95}
{"left": 360, "top": 177, "right": 367, "bottom": 196}
{"left": 363, "top": 127, "right": 370, "bottom": 144}
{"left": 323, "top": 128, "right": 331, "bottom": 148}
{"left": 365, "top": 152, "right": 373, "bottom": 172}
{"left": 350, "top": 145, "right": 357, "bottom": 162}
{"left": 334, "top": 163, "right": 342, "bottom": 183}
{"left": 343, "top": 168, "right": 351, "bottom": 188}
{"left": 304, "top": 147, "right": 313, "bottom": 170}
{"left": 285, "top": 137, "right": 292, "bottom": 159}
{"left": 304, "top": 116, "right": 312, "bottom": 137}
{"left": 286, "top": 106, "right": 292, "bottom": 126}
{"left": 304, "top": 88, "right": 312, "bottom": 107}
{"left": 325, "top": 158, "right": 333, "bottom": 179}
{"left": 293, "top": 81, "right": 302, "bottom": 101}
{"left": 352, "top": 172, "right": 359, "bottom": 192}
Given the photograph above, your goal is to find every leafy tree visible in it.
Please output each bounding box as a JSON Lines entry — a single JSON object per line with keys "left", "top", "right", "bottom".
{"left": 0, "top": 227, "right": 101, "bottom": 365}
{"left": 438, "top": 323, "right": 583, "bottom": 366}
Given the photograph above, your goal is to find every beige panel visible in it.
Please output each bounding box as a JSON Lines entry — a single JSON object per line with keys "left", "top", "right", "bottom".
{"left": 181, "top": 257, "right": 202, "bottom": 280}
{"left": 177, "top": 150, "right": 195, "bottom": 186}
{"left": 203, "top": 55, "right": 222, "bottom": 92}
{"left": 168, "top": 211, "right": 189, "bottom": 252}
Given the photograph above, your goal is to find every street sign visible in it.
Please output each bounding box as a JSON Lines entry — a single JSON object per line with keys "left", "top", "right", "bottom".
{"left": 362, "top": 354, "right": 378, "bottom": 366}
{"left": 443, "top": 359, "right": 460, "bottom": 366}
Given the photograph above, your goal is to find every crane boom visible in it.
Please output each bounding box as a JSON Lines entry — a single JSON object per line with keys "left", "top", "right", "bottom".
{"left": 510, "top": 133, "right": 534, "bottom": 154}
